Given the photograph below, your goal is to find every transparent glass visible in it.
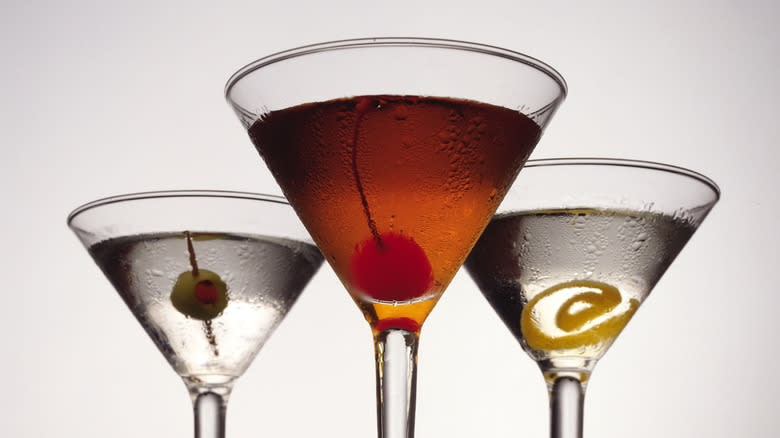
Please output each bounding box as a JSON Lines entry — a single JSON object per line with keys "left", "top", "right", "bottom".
{"left": 67, "top": 191, "right": 324, "bottom": 438}
{"left": 225, "top": 38, "right": 567, "bottom": 438}
{"left": 464, "top": 158, "right": 720, "bottom": 438}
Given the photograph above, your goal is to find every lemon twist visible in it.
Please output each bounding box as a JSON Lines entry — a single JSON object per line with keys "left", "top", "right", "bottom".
{"left": 521, "top": 280, "right": 639, "bottom": 351}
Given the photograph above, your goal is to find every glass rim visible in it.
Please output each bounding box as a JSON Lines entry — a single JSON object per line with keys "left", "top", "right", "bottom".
{"left": 67, "top": 190, "right": 289, "bottom": 226}
{"left": 224, "top": 37, "right": 568, "bottom": 100}
{"left": 522, "top": 157, "right": 721, "bottom": 199}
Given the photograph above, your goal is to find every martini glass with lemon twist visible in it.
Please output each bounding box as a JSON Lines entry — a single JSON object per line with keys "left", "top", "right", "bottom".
{"left": 464, "top": 159, "right": 720, "bottom": 438}
{"left": 225, "top": 38, "right": 567, "bottom": 438}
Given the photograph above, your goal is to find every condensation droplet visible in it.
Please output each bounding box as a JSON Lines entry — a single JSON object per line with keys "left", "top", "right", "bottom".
{"left": 393, "top": 106, "right": 408, "bottom": 120}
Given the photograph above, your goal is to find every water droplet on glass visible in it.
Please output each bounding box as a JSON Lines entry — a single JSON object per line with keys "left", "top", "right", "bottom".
{"left": 393, "top": 106, "right": 408, "bottom": 120}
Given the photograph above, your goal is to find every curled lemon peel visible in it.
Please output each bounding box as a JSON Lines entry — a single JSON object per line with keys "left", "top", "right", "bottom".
{"left": 521, "top": 280, "right": 639, "bottom": 351}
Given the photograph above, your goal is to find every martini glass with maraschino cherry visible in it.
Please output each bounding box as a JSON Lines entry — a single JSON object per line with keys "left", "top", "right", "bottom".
{"left": 225, "top": 38, "right": 567, "bottom": 438}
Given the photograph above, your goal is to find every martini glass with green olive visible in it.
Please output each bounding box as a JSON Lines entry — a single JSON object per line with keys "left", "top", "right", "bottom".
{"left": 67, "top": 191, "right": 324, "bottom": 438}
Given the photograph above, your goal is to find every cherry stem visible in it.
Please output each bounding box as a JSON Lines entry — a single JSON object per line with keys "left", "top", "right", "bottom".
{"left": 351, "top": 98, "right": 382, "bottom": 245}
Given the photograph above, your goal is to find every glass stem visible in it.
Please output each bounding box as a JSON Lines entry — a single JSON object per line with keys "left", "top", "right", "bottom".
{"left": 189, "top": 385, "right": 232, "bottom": 438}
{"left": 549, "top": 376, "right": 584, "bottom": 438}
{"left": 374, "top": 328, "right": 420, "bottom": 438}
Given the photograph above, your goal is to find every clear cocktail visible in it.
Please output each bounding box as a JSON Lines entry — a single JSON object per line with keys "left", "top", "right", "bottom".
{"left": 465, "top": 159, "right": 720, "bottom": 438}
{"left": 68, "top": 191, "right": 323, "bottom": 438}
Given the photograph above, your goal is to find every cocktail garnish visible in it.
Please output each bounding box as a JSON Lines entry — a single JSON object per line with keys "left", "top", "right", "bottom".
{"left": 351, "top": 97, "right": 382, "bottom": 244}
{"left": 521, "top": 280, "right": 639, "bottom": 351}
{"left": 349, "top": 97, "right": 434, "bottom": 305}
{"left": 194, "top": 280, "right": 219, "bottom": 305}
{"left": 351, "top": 231, "right": 433, "bottom": 301}
{"left": 170, "top": 232, "right": 229, "bottom": 321}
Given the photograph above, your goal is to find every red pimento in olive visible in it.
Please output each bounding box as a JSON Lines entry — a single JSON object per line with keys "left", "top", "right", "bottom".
{"left": 194, "top": 280, "right": 219, "bottom": 305}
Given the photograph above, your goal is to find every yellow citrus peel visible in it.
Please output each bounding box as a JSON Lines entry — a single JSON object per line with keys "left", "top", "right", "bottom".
{"left": 521, "top": 280, "right": 639, "bottom": 351}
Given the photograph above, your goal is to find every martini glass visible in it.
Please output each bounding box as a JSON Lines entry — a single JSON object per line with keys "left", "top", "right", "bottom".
{"left": 464, "top": 158, "right": 720, "bottom": 438}
{"left": 67, "top": 191, "right": 324, "bottom": 438}
{"left": 225, "top": 38, "right": 567, "bottom": 438}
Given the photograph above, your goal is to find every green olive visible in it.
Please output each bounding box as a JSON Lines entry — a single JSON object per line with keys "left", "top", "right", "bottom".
{"left": 170, "top": 269, "right": 228, "bottom": 320}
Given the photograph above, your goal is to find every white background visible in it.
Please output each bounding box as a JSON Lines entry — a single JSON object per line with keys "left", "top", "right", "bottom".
{"left": 4, "top": 1, "right": 778, "bottom": 436}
